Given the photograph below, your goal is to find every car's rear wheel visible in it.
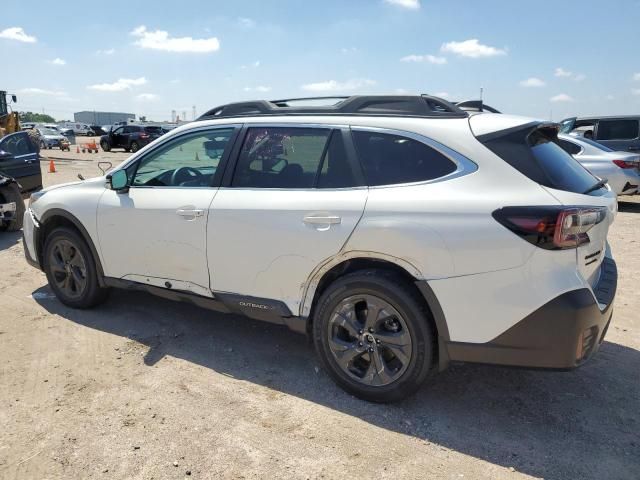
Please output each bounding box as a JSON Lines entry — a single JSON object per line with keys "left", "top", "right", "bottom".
{"left": 313, "top": 270, "right": 436, "bottom": 402}
{"left": 43, "top": 227, "right": 109, "bottom": 308}
{"left": 0, "top": 182, "right": 25, "bottom": 232}
{"left": 130, "top": 141, "right": 140, "bottom": 153}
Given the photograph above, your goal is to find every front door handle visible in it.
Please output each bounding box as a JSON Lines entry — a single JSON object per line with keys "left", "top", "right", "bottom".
{"left": 303, "top": 215, "right": 341, "bottom": 225}
{"left": 176, "top": 208, "right": 204, "bottom": 218}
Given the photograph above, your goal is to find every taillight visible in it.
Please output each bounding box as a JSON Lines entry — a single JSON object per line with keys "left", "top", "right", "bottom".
{"left": 140, "top": 133, "right": 149, "bottom": 139}
{"left": 492, "top": 206, "right": 607, "bottom": 250}
{"left": 612, "top": 159, "right": 636, "bottom": 169}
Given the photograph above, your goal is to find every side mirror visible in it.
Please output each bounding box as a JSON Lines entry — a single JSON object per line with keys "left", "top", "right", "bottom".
{"left": 0, "top": 150, "right": 14, "bottom": 161}
{"left": 107, "top": 170, "right": 128, "bottom": 192}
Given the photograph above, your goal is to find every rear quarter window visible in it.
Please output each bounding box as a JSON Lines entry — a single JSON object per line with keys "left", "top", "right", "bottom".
{"left": 351, "top": 130, "right": 457, "bottom": 186}
{"left": 597, "top": 119, "right": 639, "bottom": 140}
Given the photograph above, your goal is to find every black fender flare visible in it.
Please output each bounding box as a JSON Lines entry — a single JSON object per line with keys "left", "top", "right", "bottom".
{"left": 37, "top": 208, "right": 106, "bottom": 287}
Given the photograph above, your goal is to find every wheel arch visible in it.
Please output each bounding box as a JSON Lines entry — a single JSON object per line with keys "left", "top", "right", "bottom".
{"left": 37, "top": 208, "right": 106, "bottom": 287}
{"left": 301, "top": 253, "right": 450, "bottom": 359}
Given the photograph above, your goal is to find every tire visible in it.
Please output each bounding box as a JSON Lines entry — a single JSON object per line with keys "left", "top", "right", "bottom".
{"left": 0, "top": 182, "right": 25, "bottom": 231}
{"left": 43, "top": 227, "right": 110, "bottom": 309}
{"left": 130, "top": 141, "right": 139, "bottom": 153}
{"left": 312, "top": 270, "right": 437, "bottom": 403}
{"left": 100, "top": 140, "right": 110, "bottom": 152}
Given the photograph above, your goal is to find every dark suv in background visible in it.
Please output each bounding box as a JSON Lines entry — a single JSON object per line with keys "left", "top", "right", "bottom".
{"left": 560, "top": 115, "right": 640, "bottom": 152}
{"left": 100, "top": 125, "right": 164, "bottom": 152}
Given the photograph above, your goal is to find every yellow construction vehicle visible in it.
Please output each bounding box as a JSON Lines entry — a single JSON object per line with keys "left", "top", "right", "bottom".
{"left": 0, "top": 91, "right": 21, "bottom": 137}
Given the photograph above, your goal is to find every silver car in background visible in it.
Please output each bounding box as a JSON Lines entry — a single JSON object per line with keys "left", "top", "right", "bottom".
{"left": 558, "top": 133, "right": 640, "bottom": 196}
{"left": 36, "top": 127, "right": 68, "bottom": 150}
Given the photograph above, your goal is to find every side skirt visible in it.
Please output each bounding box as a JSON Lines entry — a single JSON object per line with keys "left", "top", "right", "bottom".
{"left": 103, "top": 277, "right": 307, "bottom": 334}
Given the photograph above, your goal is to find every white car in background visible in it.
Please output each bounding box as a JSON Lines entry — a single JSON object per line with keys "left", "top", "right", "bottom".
{"left": 558, "top": 133, "right": 640, "bottom": 196}
{"left": 22, "top": 95, "right": 619, "bottom": 402}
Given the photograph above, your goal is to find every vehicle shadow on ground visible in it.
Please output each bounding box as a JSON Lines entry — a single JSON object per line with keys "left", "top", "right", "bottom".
{"left": 35, "top": 287, "right": 639, "bottom": 480}
{"left": 618, "top": 200, "right": 640, "bottom": 213}
{"left": 0, "top": 230, "right": 22, "bottom": 252}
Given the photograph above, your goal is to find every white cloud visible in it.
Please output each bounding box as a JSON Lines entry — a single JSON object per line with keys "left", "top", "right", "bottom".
{"left": 97, "top": 48, "right": 115, "bottom": 55}
{"left": 550, "top": 93, "right": 574, "bottom": 102}
{"left": 136, "top": 93, "right": 158, "bottom": 101}
{"left": 169, "top": 78, "right": 181, "bottom": 84}
{"left": 400, "top": 54, "right": 447, "bottom": 64}
{"left": 241, "top": 60, "right": 260, "bottom": 69}
{"left": 605, "top": 94, "right": 615, "bottom": 100}
{"left": 574, "top": 73, "right": 586, "bottom": 82}
{"left": 48, "top": 58, "right": 66, "bottom": 66}
{"left": 341, "top": 47, "right": 358, "bottom": 54}
{"left": 440, "top": 39, "right": 506, "bottom": 58}
{"left": 632, "top": 88, "right": 640, "bottom": 96}
{"left": 243, "top": 86, "right": 271, "bottom": 93}
{"left": 384, "top": 0, "right": 420, "bottom": 9}
{"left": 301, "top": 78, "right": 376, "bottom": 92}
{"left": 0, "top": 27, "right": 36, "bottom": 43}
{"left": 633, "top": 73, "right": 640, "bottom": 81}
{"left": 131, "top": 25, "right": 220, "bottom": 53}
{"left": 18, "top": 88, "right": 67, "bottom": 97}
{"left": 554, "top": 67, "right": 573, "bottom": 78}
{"left": 87, "top": 77, "right": 147, "bottom": 92}
{"left": 238, "top": 17, "right": 256, "bottom": 28}
{"left": 519, "top": 77, "right": 545, "bottom": 87}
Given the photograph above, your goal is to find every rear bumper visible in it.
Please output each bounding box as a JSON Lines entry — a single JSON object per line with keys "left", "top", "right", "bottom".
{"left": 443, "top": 257, "right": 617, "bottom": 369}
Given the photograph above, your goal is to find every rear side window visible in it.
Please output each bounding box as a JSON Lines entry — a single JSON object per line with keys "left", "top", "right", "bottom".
{"left": 351, "top": 130, "right": 456, "bottom": 186}
{"left": 597, "top": 120, "right": 639, "bottom": 140}
{"left": 479, "top": 126, "right": 598, "bottom": 195}
{"left": 232, "top": 127, "right": 358, "bottom": 189}
{"left": 558, "top": 139, "right": 581, "bottom": 155}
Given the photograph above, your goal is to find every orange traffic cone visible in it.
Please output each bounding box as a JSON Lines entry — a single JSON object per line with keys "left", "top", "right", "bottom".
{"left": 49, "top": 159, "right": 56, "bottom": 173}
{"left": 76, "top": 146, "right": 80, "bottom": 153}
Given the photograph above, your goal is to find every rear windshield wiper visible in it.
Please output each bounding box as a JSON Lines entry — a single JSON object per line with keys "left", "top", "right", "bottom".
{"left": 583, "top": 178, "right": 608, "bottom": 195}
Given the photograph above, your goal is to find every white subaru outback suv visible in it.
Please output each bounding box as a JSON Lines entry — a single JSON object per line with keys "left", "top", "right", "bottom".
{"left": 23, "top": 95, "right": 618, "bottom": 402}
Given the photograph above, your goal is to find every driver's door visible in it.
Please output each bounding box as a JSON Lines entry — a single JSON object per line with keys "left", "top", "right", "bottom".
{"left": 96, "top": 126, "right": 239, "bottom": 296}
{"left": 110, "top": 126, "right": 124, "bottom": 148}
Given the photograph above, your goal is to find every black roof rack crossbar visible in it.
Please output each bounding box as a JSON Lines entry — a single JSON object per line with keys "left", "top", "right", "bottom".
{"left": 197, "top": 95, "right": 468, "bottom": 120}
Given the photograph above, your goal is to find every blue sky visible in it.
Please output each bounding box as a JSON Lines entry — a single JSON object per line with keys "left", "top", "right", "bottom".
{"left": 2, "top": 0, "right": 639, "bottom": 122}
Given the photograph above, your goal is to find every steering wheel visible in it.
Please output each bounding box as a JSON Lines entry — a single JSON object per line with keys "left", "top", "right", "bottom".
{"left": 170, "top": 166, "right": 203, "bottom": 186}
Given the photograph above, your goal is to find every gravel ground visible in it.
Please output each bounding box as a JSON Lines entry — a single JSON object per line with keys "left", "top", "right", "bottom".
{"left": 0, "top": 158, "right": 638, "bottom": 480}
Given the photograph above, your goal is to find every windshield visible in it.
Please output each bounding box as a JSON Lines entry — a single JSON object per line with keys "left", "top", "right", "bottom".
{"left": 39, "top": 128, "right": 58, "bottom": 136}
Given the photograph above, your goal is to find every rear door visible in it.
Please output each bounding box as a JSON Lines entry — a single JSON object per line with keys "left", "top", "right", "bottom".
{"left": 207, "top": 125, "right": 367, "bottom": 310}
{"left": 0, "top": 131, "right": 41, "bottom": 193}
{"left": 595, "top": 118, "right": 640, "bottom": 152}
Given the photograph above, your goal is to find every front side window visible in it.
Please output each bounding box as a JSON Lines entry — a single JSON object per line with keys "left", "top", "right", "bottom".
{"left": 132, "top": 128, "right": 235, "bottom": 187}
{"left": 231, "top": 127, "right": 357, "bottom": 188}
{"left": 597, "top": 120, "right": 639, "bottom": 140}
{"left": 0, "top": 132, "right": 33, "bottom": 156}
{"left": 352, "top": 130, "right": 457, "bottom": 186}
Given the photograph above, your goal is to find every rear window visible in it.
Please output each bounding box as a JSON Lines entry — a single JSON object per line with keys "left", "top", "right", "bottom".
{"left": 597, "top": 120, "right": 639, "bottom": 140}
{"left": 352, "top": 130, "right": 457, "bottom": 186}
{"left": 479, "top": 125, "right": 599, "bottom": 195}
{"left": 144, "top": 126, "right": 163, "bottom": 134}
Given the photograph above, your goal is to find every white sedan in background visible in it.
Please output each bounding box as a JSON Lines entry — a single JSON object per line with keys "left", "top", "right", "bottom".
{"left": 558, "top": 133, "right": 640, "bottom": 196}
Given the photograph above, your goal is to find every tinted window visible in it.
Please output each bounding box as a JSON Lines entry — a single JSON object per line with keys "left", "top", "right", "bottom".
{"left": 558, "top": 139, "right": 582, "bottom": 155}
{"left": 232, "top": 127, "right": 356, "bottom": 189}
{"left": 144, "top": 126, "right": 163, "bottom": 134}
{"left": 480, "top": 126, "right": 599, "bottom": 195}
{"left": 124, "top": 126, "right": 140, "bottom": 134}
{"left": 0, "top": 132, "right": 34, "bottom": 156}
{"left": 529, "top": 130, "right": 597, "bottom": 194}
{"left": 352, "top": 130, "right": 456, "bottom": 186}
{"left": 132, "top": 128, "right": 235, "bottom": 187}
{"left": 597, "top": 120, "right": 639, "bottom": 140}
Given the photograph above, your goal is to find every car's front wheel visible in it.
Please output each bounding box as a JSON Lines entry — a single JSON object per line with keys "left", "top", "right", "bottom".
{"left": 43, "top": 227, "right": 109, "bottom": 308}
{"left": 100, "top": 140, "right": 111, "bottom": 152}
{"left": 313, "top": 270, "right": 437, "bottom": 403}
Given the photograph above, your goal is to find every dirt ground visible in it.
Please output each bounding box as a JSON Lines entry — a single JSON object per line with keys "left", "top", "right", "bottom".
{"left": 1, "top": 158, "right": 638, "bottom": 480}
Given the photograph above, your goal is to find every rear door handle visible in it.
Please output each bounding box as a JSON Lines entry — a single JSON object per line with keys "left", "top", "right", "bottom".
{"left": 303, "top": 215, "right": 341, "bottom": 225}
{"left": 176, "top": 208, "right": 204, "bottom": 218}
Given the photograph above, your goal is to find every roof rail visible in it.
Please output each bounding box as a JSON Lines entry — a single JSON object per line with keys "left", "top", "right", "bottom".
{"left": 197, "top": 95, "right": 468, "bottom": 120}
{"left": 455, "top": 100, "right": 501, "bottom": 114}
